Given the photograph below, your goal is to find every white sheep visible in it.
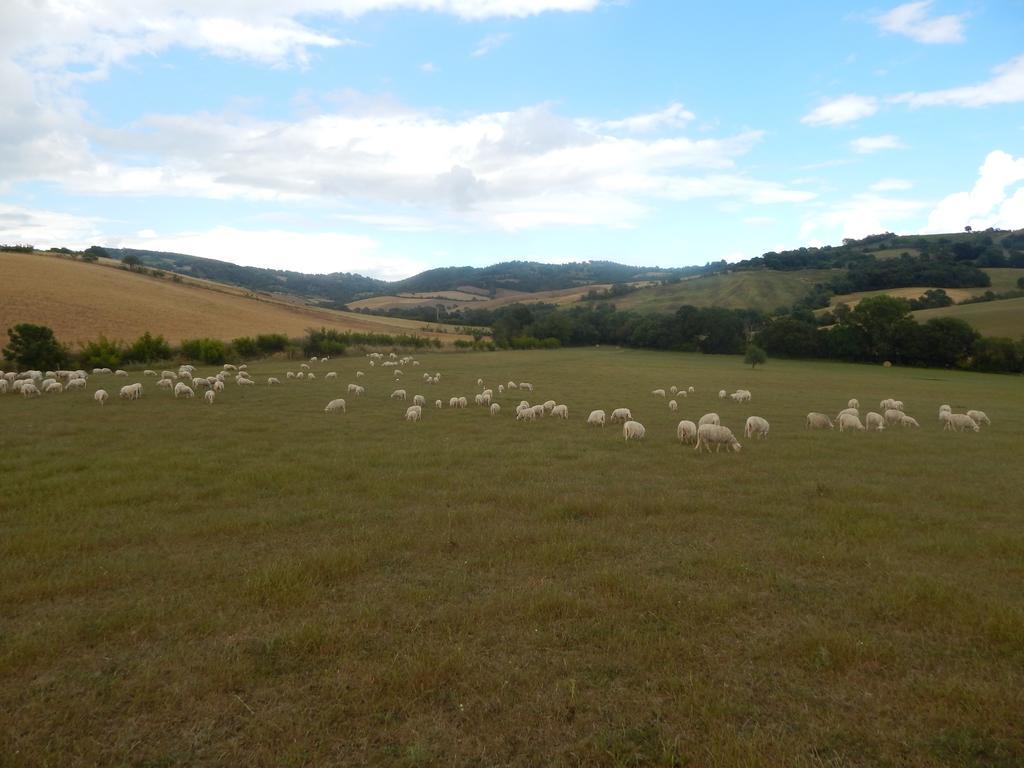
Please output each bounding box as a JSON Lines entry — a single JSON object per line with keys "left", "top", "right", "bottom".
{"left": 114, "top": 369, "right": 127, "bottom": 377}
{"left": 44, "top": 380, "right": 63, "bottom": 394}
{"left": 94, "top": 389, "right": 108, "bottom": 405}
{"left": 157, "top": 378, "right": 173, "bottom": 391}
{"left": 688, "top": 386, "right": 695, "bottom": 394}
{"left": 695, "top": 424, "right": 742, "bottom": 453}
{"left": 435, "top": 399, "right": 443, "bottom": 409}
{"left": 966, "top": 410, "right": 990, "bottom": 427}
{"left": 237, "top": 378, "right": 254, "bottom": 387}
{"left": 744, "top": 416, "right": 770, "bottom": 440}
{"left": 516, "top": 405, "right": 536, "bottom": 421}
{"left": 542, "top": 400, "right": 556, "bottom": 412}
{"left": 287, "top": 371, "right": 295, "bottom": 379}
{"left": 883, "top": 409, "right": 904, "bottom": 426}
{"left": 587, "top": 409, "right": 606, "bottom": 427}
{"left": 490, "top": 403, "right": 501, "bottom": 416}
{"left": 307, "top": 373, "right": 316, "bottom": 380}
{"left": 623, "top": 420, "right": 646, "bottom": 442}
{"left": 390, "top": 389, "right": 407, "bottom": 400}
{"left": 356, "top": 371, "right": 365, "bottom": 378}
{"left": 213, "top": 380, "right": 225, "bottom": 393}
{"left": 267, "top": 377, "right": 281, "bottom": 385}
{"left": 838, "top": 413, "right": 866, "bottom": 432}
{"left": 204, "top": 390, "right": 216, "bottom": 404}
{"left": 174, "top": 382, "right": 194, "bottom": 399}
{"left": 300, "top": 363, "right": 310, "bottom": 370}
{"left": 477, "top": 378, "right": 484, "bottom": 386}
{"left": 144, "top": 369, "right": 157, "bottom": 377}
{"left": 676, "top": 420, "right": 698, "bottom": 444}
{"left": 668, "top": 399, "right": 678, "bottom": 412}
{"left": 610, "top": 407, "right": 632, "bottom": 424}
{"left": 669, "top": 386, "right": 678, "bottom": 395}
{"left": 66, "top": 378, "right": 86, "bottom": 391}
{"left": 938, "top": 404, "right": 951, "bottom": 418}
{"left": 848, "top": 398, "right": 860, "bottom": 410}
{"left": 718, "top": 389, "right": 727, "bottom": 399}
{"left": 324, "top": 398, "right": 347, "bottom": 413}
{"left": 413, "top": 394, "right": 426, "bottom": 406}
{"left": 730, "top": 389, "right": 751, "bottom": 403}
{"left": 837, "top": 407, "right": 859, "bottom": 421}
{"left": 865, "top": 412, "right": 886, "bottom": 431}
{"left": 325, "top": 372, "right": 337, "bottom": 380}
{"left": 498, "top": 384, "right": 504, "bottom": 394}
{"left": 806, "top": 412, "right": 834, "bottom": 430}
{"left": 899, "top": 415, "right": 920, "bottom": 428}
{"left": 652, "top": 389, "right": 666, "bottom": 398}
{"left": 405, "top": 405, "right": 422, "bottom": 422}
{"left": 551, "top": 404, "right": 568, "bottom": 419}
{"left": 449, "top": 396, "right": 460, "bottom": 408}
{"left": 519, "top": 382, "right": 533, "bottom": 392}
{"left": 297, "top": 372, "right": 305, "bottom": 379}
{"left": 944, "top": 413, "right": 980, "bottom": 432}
{"left": 698, "top": 413, "right": 720, "bottom": 427}
{"left": 507, "top": 381, "right": 517, "bottom": 389}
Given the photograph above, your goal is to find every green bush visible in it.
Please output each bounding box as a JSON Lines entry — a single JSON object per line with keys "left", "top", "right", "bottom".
{"left": 231, "top": 336, "right": 259, "bottom": 359}
{"left": 3, "top": 324, "right": 69, "bottom": 369}
{"left": 180, "top": 338, "right": 227, "bottom": 365}
{"left": 255, "top": 333, "right": 289, "bottom": 354}
{"left": 126, "top": 332, "right": 171, "bottom": 363}
{"left": 79, "top": 336, "right": 125, "bottom": 368}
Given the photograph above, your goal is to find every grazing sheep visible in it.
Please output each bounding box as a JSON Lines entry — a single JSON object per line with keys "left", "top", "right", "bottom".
{"left": 542, "top": 400, "right": 556, "bottom": 412}
{"left": 223, "top": 364, "right": 237, "bottom": 372}
{"left": 297, "top": 372, "right": 305, "bottom": 379}
{"left": 652, "top": 389, "right": 666, "bottom": 398}
{"left": 805, "top": 412, "right": 833, "bottom": 430}
{"left": 300, "top": 363, "right": 310, "bottom": 370}
{"left": 204, "top": 390, "right": 216, "bottom": 404}
{"left": 174, "top": 382, "right": 194, "bottom": 399}
{"left": 43, "top": 380, "right": 63, "bottom": 394}
{"left": 695, "top": 424, "right": 741, "bottom": 453}
{"left": 744, "top": 416, "right": 770, "bottom": 440}
{"left": 490, "top": 403, "right": 501, "bottom": 416}
{"left": 237, "top": 378, "right": 254, "bottom": 387}
{"left": 267, "top": 377, "right": 281, "bottom": 385}
{"left": 405, "top": 405, "right": 422, "bottom": 422}
{"left": 587, "top": 409, "right": 606, "bottom": 427}
{"left": 945, "top": 413, "right": 980, "bottom": 432}
{"left": 507, "top": 381, "right": 517, "bottom": 389}
{"left": 516, "top": 405, "right": 536, "bottom": 421}
{"left": 669, "top": 386, "right": 678, "bottom": 395}
{"left": 391, "top": 389, "right": 407, "bottom": 400}
{"left": 213, "top": 380, "right": 225, "bottom": 393}
{"left": 718, "top": 389, "right": 727, "bottom": 399}
{"left": 883, "top": 409, "right": 904, "bottom": 426}
{"left": 519, "top": 383, "right": 533, "bottom": 392}
{"left": 688, "top": 386, "right": 695, "bottom": 394}
{"left": 498, "top": 384, "right": 504, "bottom": 393}
{"left": 157, "top": 378, "right": 173, "bottom": 391}
{"left": 413, "top": 394, "right": 426, "bottom": 406}
{"left": 698, "top": 413, "right": 720, "bottom": 427}
{"left": 435, "top": 399, "right": 443, "bottom": 409}
{"left": 669, "top": 399, "right": 678, "bottom": 412}
{"left": 837, "top": 407, "right": 859, "bottom": 421}
{"left": 610, "top": 407, "right": 632, "bottom": 424}
{"left": 730, "top": 389, "right": 752, "bottom": 403}
{"left": 144, "top": 369, "right": 157, "bottom": 377}
{"left": 838, "top": 413, "right": 866, "bottom": 432}
{"left": 477, "top": 378, "right": 484, "bottom": 386}
{"left": 324, "top": 398, "right": 347, "bottom": 413}
{"left": 94, "top": 389, "right": 108, "bottom": 405}
{"left": 865, "top": 412, "right": 886, "bottom": 431}
{"left": 899, "top": 415, "right": 920, "bottom": 428}
{"left": 449, "top": 397, "right": 460, "bottom": 408}
{"left": 848, "top": 398, "right": 859, "bottom": 410}
{"left": 66, "top": 378, "right": 86, "bottom": 391}
{"left": 967, "top": 410, "right": 990, "bottom": 427}
{"left": 325, "top": 372, "right": 337, "bottom": 380}
{"left": 119, "top": 383, "right": 143, "bottom": 401}
{"left": 551, "top": 404, "right": 568, "bottom": 419}
{"left": 676, "top": 420, "right": 698, "bottom": 444}
{"left": 356, "top": 371, "right": 365, "bottom": 378}
{"left": 529, "top": 404, "right": 545, "bottom": 419}
{"left": 161, "top": 371, "right": 176, "bottom": 380}
{"left": 115, "top": 369, "right": 128, "bottom": 377}
{"left": 307, "top": 373, "right": 316, "bottom": 380}
{"left": 623, "top": 420, "right": 646, "bottom": 442}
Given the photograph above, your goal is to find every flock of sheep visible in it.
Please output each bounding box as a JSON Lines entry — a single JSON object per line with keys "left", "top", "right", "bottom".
{"left": 1, "top": 353, "right": 993, "bottom": 453}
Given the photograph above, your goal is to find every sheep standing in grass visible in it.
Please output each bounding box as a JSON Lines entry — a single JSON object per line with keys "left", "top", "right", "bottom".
{"left": 718, "top": 389, "right": 727, "bottom": 399}
{"left": 669, "top": 400, "right": 678, "bottom": 412}
{"left": 204, "top": 390, "right": 216, "bottom": 404}
{"left": 551, "top": 404, "right": 568, "bottom": 419}
{"left": 435, "top": 399, "right": 443, "bottom": 409}
{"left": 652, "top": 389, "right": 666, "bottom": 398}
{"left": 413, "top": 394, "right": 426, "bottom": 406}
{"left": 744, "top": 416, "right": 769, "bottom": 440}
{"left": 267, "top": 377, "right": 281, "bottom": 385}
{"left": 945, "top": 413, "right": 980, "bottom": 432}
{"left": 967, "top": 410, "right": 990, "bottom": 427}
{"left": 587, "top": 410, "right": 606, "bottom": 427}
{"left": 324, "top": 398, "right": 347, "bottom": 413}
{"left": 542, "top": 399, "right": 556, "bottom": 413}
{"left": 806, "top": 413, "right": 833, "bottom": 430}
{"left": 490, "top": 403, "right": 501, "bottom": 416}
{"left": 325, "top": 372, "right": 337, "bottom": 380}
{"left": 848, "top": 398, "right": 859, "bottom": 410}
{"left": 939, "top": 404, "right": 951, "bottom": 419}
{"left": 174, "top": 382, "right": 194, "bottom": 399}
{"left": 838, "top": 413, "right": 865, "bottom": 432}
{"left": 899, "top": 415, "right": 920, "bottom": 428}
{"left": 94, "top": 389, "right": 108, "bottom": 405}
{"left": 669, "top": 386, "right": 678, "bottom": 395}
{"left": 391, "top": 389, "right": 407, "bottom": 401}
{"left": 623, "top": 420, "right": 646, "bottom": 442}
{"left": 883, "top": 409, "right": 904, "bottom": 426}
{"left": 405, "top": 405, "right": 422, "bottom": 422}
{"left": 865, "top": 412, "right": 885, "bottom": 431}
{"left": 520, "top": 382, "right": 533, "bottom": 392}
{"left": 676, "top": 420, "right": 698, "bottom": 444}
{"left": 610, "top": 407, "right": 632, "bottom": 424}
{"left": 698, "top": 413, "right": 720, "bottom": 427}
{"left": 66, "top": 378, "right": 86, "bottom": 392}
{"left": 695, "top": 424, "right": 741, "bottom": 453}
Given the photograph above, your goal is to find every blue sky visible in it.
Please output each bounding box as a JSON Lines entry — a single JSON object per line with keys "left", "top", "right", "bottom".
{"left": 1, "top": 0, "right": 1022, "bottom": 279}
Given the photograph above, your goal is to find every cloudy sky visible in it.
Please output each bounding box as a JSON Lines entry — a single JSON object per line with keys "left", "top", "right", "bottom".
{"left": 1, "top": 1, "right": 1022, "bottom": 279}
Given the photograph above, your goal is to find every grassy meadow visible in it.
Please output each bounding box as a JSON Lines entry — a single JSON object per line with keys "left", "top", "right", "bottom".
{"left": 912, "top": 296, "right": 1024, "bottom": 338}
{"left": 2, "top": 348, "right": 1023, "bottom": 767}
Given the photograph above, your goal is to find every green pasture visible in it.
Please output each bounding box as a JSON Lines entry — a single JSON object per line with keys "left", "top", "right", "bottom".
{"left": 913, "top": 296, "right": 1024, "bottom": 338}
{"left": 1, "top": 348, "right": 1022, "bottom": 767}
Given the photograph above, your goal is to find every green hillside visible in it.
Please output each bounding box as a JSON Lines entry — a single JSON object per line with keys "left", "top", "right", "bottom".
{"left": 913, "top": 296, "right": 1024, "bottom": 338}
{"left": 592, "top": 268, "right": 841, "bottom": 313}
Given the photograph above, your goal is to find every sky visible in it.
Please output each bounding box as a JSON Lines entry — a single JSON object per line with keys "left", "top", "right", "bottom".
{"left": 1, "top": 1, "right": 1022, "bottom": 280}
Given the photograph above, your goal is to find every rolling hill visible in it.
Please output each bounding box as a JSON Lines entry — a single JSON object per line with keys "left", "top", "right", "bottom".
{"left": 912, "top": 297, "right": 1024, "bottom": 338}
{"left": 0, "top": 250, "right": 472, "bottom": 345}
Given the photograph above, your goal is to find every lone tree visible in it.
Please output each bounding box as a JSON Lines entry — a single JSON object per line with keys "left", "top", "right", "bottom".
{"left": 3, "top": 324, "right": 68, "bottom": 369}
{"left": 964, "top": 225, "right": 973, "bottom": 233}
{"left": 122, "top": 253, "right": 142, "bottom": 271}
{"left": 744, "top": 344, "right": 767, "bottom": 369}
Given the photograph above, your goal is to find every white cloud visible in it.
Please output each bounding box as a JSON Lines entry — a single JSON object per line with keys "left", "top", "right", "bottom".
{"left": 851, "top": 134, "right": 905, "bottom": 154}
{"left": 891, "top": 55, "right": 1024, "bottom": 108}
{"left": 0, "top": 204, "right": 104, "bottom": 248}
{"left": 117, "top": 226, "right": 427, "bottom": 279}
{"left": 872, "top": 1, "right": 966, "bottom": 44}
{"left": 870, "top": 178, "right": 913, "bottom": 191}
{"left": 800, "top": 193, "right": 927, "bottom": 241}
{"left": 801, "top": 94, "right": 879, "bottom": 126}
{"left": 472, "top": 33, "right": 510, "bottom": 57}
{"left": 926, "top": 150, "right": 1024, "bottom": 232}
{"left": 601, "top": 103, "right": 695, "bottom": 133}
{"left": 420, "top": 61, "right": 438, "bottom": 73}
